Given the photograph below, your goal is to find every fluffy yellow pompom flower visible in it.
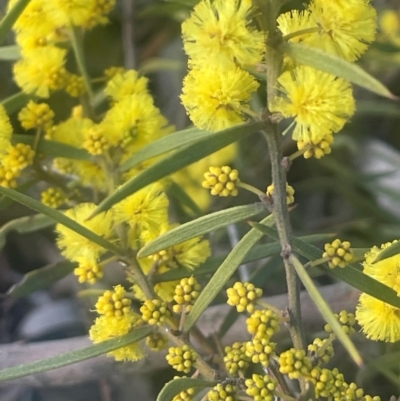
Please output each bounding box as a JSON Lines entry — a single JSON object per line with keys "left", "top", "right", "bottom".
{"left": 142, "top": 224, "right": 211, "bottom": 271}
{"left": 356, "top": 293, "right": 400, "bottom": 342}
{"left": 13, "top": 46, "right": 67, "bottom": 98}
{"left": 105, "top": 70, "right": 150, "bottom": 103}
{"left": 278, "top": 0, "right": 376, "bottom": 63}
{"left": 270, "top": 66, "right": 355, "bottom": 144}
{"left": 113, "top": 183, "right": 169, "bottom": 239}
{"left": 42, "top": 0, "right": 116, "bottom": 29}
{"left": 181, "top": 66, "right": 259, "bottom": 132}
{"left": 56, "top": 203, "right": 114, "bottom": 265}
{"left": 89, "top": 311, "right": 145, "bottom": 361}
{"left": 182, "top": 0, "right": 265, "bottom": 68}
{"left": 0, "top": 105, "right": 13, "bottom": 157}
{"left": 306, "top": 0, "right": 377, "bottom": 62}
{"left": 362, "top": 241, "right": 400, "bottom": 296}
{"left": 102, "top": 93, "right": 169, "bottom": 148}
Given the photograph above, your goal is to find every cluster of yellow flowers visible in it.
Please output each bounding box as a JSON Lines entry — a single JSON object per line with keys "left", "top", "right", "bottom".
{"left": 272, "top": 0, "right": 376, "bottom": 151}
{"left": 180, "top": 0, "right": 376, "bottom": 161}
{"left": 180, "top": 0, "right": 264, "bottom": 132}
{"left": 11, "top": 0, "right": 115, "bottom": 97}
{"left": 356, "top": 241, "right": 400, "bottom": 342}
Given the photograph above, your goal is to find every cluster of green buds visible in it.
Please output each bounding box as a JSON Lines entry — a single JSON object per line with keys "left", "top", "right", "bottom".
{"left": 208, "top": 382, "right": 237, "bottom": 401}
{"left": 223, "top": 342, "right": 250, "bottom": 377}
{"left": 146, "top": 333, "right": 168, "bottom": 351}
{"left": 324, "top": 310, "right": 357, "bottom": 335}
{"left": 279, "top": 348, "right": 313, "bottom": 379}
{"left": 245, "top": 374, "right": 277, "bottom": 401}
{"left": 226, "top": 281, "right": 263, "bottom": 313}
{"left": 202, "top": 166, "right": 239, "bottom": 197}
{"left": 246, "top": 309, "right": 280, "bottom": 340}
{"left": 41, "top": 187, "right": 67, "bottom": 208}
{"left": 308, "top": 337, "right": 335, "bottom": 365}
{"left": 323, "top": 239, "right": 354, "bottom": 268}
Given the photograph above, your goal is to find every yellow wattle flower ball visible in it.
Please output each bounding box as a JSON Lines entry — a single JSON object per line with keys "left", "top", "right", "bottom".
{"left": 181, "top": 66, "right": 259, "bottom": 132}
{"left": 270, "top": 66, "right": 355, "bottom": 144}
{"left": 182, "top": 0, "right": 266, "bottom": 68}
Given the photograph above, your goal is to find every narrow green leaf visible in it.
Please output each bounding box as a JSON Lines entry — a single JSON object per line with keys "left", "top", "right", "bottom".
{"left": 372, "top": 241, "right": 400, "bottom": 263}
{"left": 120, "top": 127, "right": 213, "bottom": 172}
{"left": 290, "top": 255, "right": 363, "bottom": 366}
{"left": 93, "top": 120, "right": 266, "bottom": 216}
{"left": 6, "top": 260, "right": 76, "bottom": 298}
{"left": 251, "top": 223, "right": 400, "bottom": 309}
{"left": 0, "top": 45, "right": 20, "bottom": 60}
{"left": 1, "top": 92, "right": 31, "bottom": 115}
{"left": 139, "top": 57, "right": 185, "bottom": 75}
{"left": 138, "top": 203, "right": 267, "bottom": 258}
{"left": 157, "top": 378, "right": 215, "bottom": 401}
{"left": 0, "top": 0, "right": 31, "bottom": 46}
{"left": 0, "top": 214, "right": 54, "bottom": 251}
{"left": 0, "top": 186, "right": 123, "bottom": 256}
{"left": 284, "top": 43, "right": 395, "bottom": 99}
{"left": 183, "top": 214, "right": 274, "bottom": 332}
{"left": 0, "top": 181, "right": 36, "bottom": 211}
{"left": 153, "top": 233, "right": 334, "bottom": 283}
{"left": 13, "top": 134, "right": 91, "bottom": 161}
{"left": 0, "top": 326, "right": 153, "bottom": 382}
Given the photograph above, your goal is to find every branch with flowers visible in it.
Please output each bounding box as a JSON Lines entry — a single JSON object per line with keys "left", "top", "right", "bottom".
{"left": 0, "top": 0, "right": 400, "bottom": 400}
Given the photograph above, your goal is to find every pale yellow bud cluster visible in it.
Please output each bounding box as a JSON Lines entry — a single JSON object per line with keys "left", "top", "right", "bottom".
{"left": 323, "top": 239, "right": 354, "bottom": 268}
{"left": 18, "top": 101, "right": 54, "bottom": 130}
{"left": 202, "top": 166, "right": 239, "bottom": 197}
{"left": 324, "top": 310, "right": 356, "bottom": 335}
{"left": 166, "top": 345, "right": 198, "bottom": 373}
{"left": 173, "top": 276, "right": 201, "bottom": 313}
{"left": 83, "top": 126, "right": 110, "bottom": 155}
{"left": 95, "top": 285, "right": 132, "bottom": 317}
{"left": 41, "top": 187, "right": 67, "bottom": 208}
{"left": 140, "top": 299, "right": 171, "bottom": 325}
{"left": 245, "top": 374, "right": 277, "bottom": 401}
{"left": 226, "top": 281, "right": 262, "bottom": 313}
{"left": 297, "top": 134, "right": 333, "bottom": 159}
{"left": 266, "top": 183, "right": 295, "bottom": 204}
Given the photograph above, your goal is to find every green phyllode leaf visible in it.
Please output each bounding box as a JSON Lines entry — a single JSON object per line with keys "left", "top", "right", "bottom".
{"left": 372, "top": 240, "right": 400, "bottom": 263}
{"left": 284, "top": 43, "right": 395, "bottom": 99}
{"left": 0, "top": 0, "right": 31, "bottom": 46}
{"left": 183, "top": 214, "right": 275, "bottom": 332}
{"left": 250, "top": 222, "right": 363, "bottom": 366}
{"left": 138, "top": 203, "right": 267, "bottom": 258}
{"left": 119, "top": 127, "right": 213, "bottom": 172}
{"left": 6, "top": 260, "right": 76, "bottom": 298}
{"left": 0, "top": 326, "right": 153, "bottom": 382}
{"left": 0, "top": 214, "right": 54, "bottom": 251}
{"left": 1, "top": 92, "right": 31, "bottom": 115}
{"left": 250, "top": 223, "right": 400, "bottom": 309}
{"left": 0, "top": 186, "right": 123, "bottom": 256}
{"left": 290, "top": 254, "right": 363, "bottom": 366}
{"left": 0, "top": 45, "right": 21, "bottom": 60}
{"left": 92, "top": 120, "right": 267, "bottom": 216}
{"left": 157, "top": 378, "right": 216, "bottom": 401}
